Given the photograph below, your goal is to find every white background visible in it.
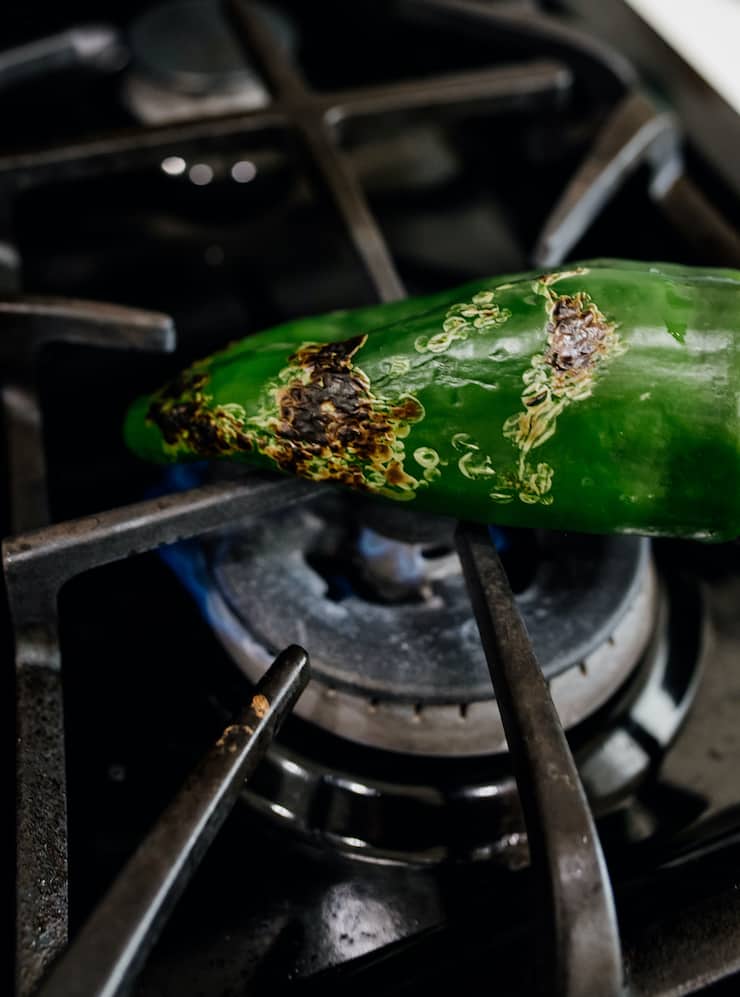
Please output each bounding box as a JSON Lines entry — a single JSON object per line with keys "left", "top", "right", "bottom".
{"left": 625, "top": 0, "right": 740, "bottom": 114}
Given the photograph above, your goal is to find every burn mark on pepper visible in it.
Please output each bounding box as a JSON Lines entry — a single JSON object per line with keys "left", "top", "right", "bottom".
{"left": 545, "top": 294, "right": 611, "bottom": 374}
{"left": 415, "top": 289, "right": 510, "bottom": 354}
{"left": 255, "top": 334, "right": 425, "bottom": 498}
{"left": 147, "top": 369, "right": 252, "bottom": 456}
{"left": 275, "top": 337, "right": 372, "bottom": 460}
{"left": 489, "top": 273, "right": 626, "bottom": 507}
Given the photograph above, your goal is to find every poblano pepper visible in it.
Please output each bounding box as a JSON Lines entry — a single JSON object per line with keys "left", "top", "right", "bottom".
{"left": 124, "top": 259, "right": 740, "bottom": 541}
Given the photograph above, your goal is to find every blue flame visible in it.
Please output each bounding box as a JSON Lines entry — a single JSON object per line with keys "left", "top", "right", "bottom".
{"left": 488, "top": 524, "right": 511, "bottom": 552}
{"left": 356, "top": 527, "right": 426, "bottom": 589}
{"left": 145, "top": 463, "right": 215, "bottom": 620}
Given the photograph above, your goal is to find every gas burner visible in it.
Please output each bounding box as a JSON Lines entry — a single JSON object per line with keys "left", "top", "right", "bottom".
{"left": 203, "top": 495, "right": 658, "bottom": 755}
{"left": 234, "top": 557, "right": 704, "bottom": 865}
{"left": 171, "top": 493, "right": 706, "bottom": 864}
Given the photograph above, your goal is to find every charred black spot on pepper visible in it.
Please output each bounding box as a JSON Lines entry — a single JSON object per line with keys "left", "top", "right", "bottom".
{"left": 147, "top": 367, "right": 252, "bottom": 456}
{"left": 263, "top": 334, "right": 422, "bottom": 492}
{"left": 149, "top": 400, "right": 201, "bottom": 445}
{"left": 143, "top": 331, "right": 423, "bottom": 494}
{"left": 545, "top": 295, "right": 610, "bottom": 372}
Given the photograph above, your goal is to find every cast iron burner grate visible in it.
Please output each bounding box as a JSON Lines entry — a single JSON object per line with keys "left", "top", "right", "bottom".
{"left": 2, "top": 2, "right": 739, "bottom": 997}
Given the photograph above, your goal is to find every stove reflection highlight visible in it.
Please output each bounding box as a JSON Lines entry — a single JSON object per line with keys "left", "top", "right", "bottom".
{"left": 188, "top": 162, "right": 214, "bottom": 185}
{"left": 160, "top": 155, "right": 186, "bottom": 175}
{"left": 231, "top": 159, "right": 257, "bottom": 183}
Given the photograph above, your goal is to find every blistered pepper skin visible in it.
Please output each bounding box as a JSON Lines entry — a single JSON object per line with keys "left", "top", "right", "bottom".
{"left": 124, "top": 260, "right": 740, "bottom": 541}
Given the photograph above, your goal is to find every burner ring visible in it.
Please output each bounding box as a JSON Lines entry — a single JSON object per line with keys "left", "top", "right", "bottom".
{"left": 209, "top": 545, "right": 657, "bottom": 755}
{"left": 203, "top": 498, "right": 656, "bottom": 754}
{"left": 237, "top": 571, "right": 705, "bottom": 865}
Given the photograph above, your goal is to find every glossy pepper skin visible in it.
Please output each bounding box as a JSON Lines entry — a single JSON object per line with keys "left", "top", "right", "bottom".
{"left": 124, "top": 259, "right": 740, "bottom": 541}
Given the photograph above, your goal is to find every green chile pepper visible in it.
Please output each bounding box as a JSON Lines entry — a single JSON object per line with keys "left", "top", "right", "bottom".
{"left": 124, "top": 259, "right": 740, "bottom": 541}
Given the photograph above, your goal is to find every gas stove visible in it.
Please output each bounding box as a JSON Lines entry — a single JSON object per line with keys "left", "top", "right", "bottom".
{"left": 3, "top": 3, "right": 740, "bottom": 996}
